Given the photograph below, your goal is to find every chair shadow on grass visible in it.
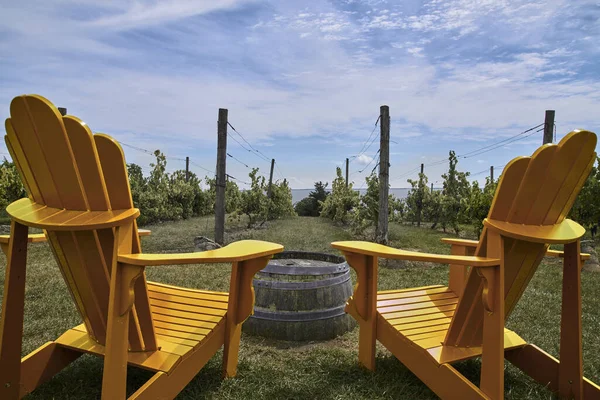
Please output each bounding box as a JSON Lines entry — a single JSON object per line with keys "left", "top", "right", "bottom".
{"left": 23, "top": 353, "right": 225, "bottom": 399}
{"left": 25, "top": 335, "right": 551, "bottom": 399}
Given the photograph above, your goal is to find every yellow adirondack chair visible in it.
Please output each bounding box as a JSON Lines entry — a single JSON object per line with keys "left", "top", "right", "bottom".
{"left": 332, "top": 129, "right": 600, "bottom": 399}
{"left": 0, "top": 94, "right": 284, "bottom": 399}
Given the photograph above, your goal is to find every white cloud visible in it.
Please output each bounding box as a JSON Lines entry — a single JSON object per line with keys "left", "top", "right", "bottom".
{"left": 406, "top": 47, "right": 424, "bottom": 57}
{"left": 89, "top": 0, "right": 250, "bottom": 30}
{"left": 1, "top": 0, "right": 599, "bottom": 188}
{"left": 356, "top": 154, "right": 374, "bottom": 165}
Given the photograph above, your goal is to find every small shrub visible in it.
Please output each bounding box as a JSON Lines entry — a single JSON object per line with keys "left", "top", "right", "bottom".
{"left": 352, "top": 172, "right": 403, "bottom": 237}
{"left": 295, "top": 181, "right": 329, "bottom": 216}
{"left": 320, "top": 167, "right": 359, "bottom": 224}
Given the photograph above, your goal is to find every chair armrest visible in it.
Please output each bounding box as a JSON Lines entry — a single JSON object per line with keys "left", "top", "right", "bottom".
{"left": 546, "top": 249, "right": 590, "bottom": 261}
{"left": 7, "top": 198, "right": 139, "bottom": 231}
{"left": 118, "top": 240, "right": 283, "bottom": 266}
{"left": 0, "top": 230, "right": 149, "bottom": 243}
{"left": 441, "top": 238, "right": 479, "bottom": 247}
{"left": 0, "top": 230, "right": 149, "bottom": 245}
{"left": 484, "top": 218, "right": 585, "bottom": 244}
{"left": 441, "top": 238, "right": 591, "bottom": 261}
{"left": 0, "top": 233, "right": 46, "bottom": 244}
{"left": 331, "top": 241, "right": 499, "bottom": 267}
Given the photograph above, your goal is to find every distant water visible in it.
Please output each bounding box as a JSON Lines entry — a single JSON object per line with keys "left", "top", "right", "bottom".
{"left": 291, "top": 188, "right": 411, "bottom": 204}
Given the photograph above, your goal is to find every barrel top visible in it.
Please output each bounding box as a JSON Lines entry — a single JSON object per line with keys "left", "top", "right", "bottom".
{"left": 255, "top": 251, "right": 347, "bottom": 277}
{"left": 272, "top": 251, "right": 345, "bottom": 264}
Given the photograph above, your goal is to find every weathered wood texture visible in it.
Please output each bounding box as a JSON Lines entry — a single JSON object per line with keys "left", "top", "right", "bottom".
{"left": 215, "top": 108, "right": 228, "bottom": 245}
{"left": 375, "top": 105, "right": 390, "bottom": 245}
{"left": 543, "top": 109, "right": 555, "bottom": 144}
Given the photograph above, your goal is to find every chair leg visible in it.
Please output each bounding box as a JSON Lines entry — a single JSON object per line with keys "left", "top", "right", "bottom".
{"left": 222, "top": 257, "right": 272, "bottom": 378}
{"left": 559, "top": 240, "right": 583, "bottom": 399}
{"left": 101, "top": 261, "right": 145, "bottom": 399}
{"left": 506, "top": 344, "right": 600, "bottom": 398}
{"left": 223, "top": 261, "right": 244, "bottom": 378}
{"left": 19, "top": 342, "right": 81, "bottom": 397}
{"left": 0, "top": 221, "right": 28, "bottom": 399}
{"left": 478, "top": 268, "right": 504, "bottom": 400}
{"left": 101, "top": 272, "right": 131, "bottom": 400}
{"left": 222, "top": 322, "right": 242, "bottom": 378}
{"left": 479, "top": 231, "right": 504, "bottom": 400}
{"left": 343, "top": 253, "right": 378, "bottom": 371}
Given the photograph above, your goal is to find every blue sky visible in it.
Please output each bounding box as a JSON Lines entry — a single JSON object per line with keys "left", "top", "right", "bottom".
{"left": 1, "top": 0, "right": 599, "bottom": 189}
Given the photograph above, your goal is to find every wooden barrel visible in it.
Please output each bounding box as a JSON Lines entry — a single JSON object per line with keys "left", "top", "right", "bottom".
{"left": 243, "top": 251, "right": 356, "bottom": 341}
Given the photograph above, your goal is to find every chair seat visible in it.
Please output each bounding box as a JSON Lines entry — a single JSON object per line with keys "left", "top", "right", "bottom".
{"left": 377, "top": 285, "right": 457, "bottom": 347}
{"left": 55, "top": 281, "right": 229, "bottom": 373}
{"left": 376, "top": 285, "right": 526, "bottom": 364}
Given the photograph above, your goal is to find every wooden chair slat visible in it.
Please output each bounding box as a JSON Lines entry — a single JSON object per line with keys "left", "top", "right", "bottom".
{"left": 407, "top": 329, "right": 451, "bottom": 341}
{"left": 148, "top": 282, "right": 229, "bottom": 302}
{"left": 377, "top": 297, "right": 459, "bottom": 314}
{"left": 151, "top": 308, "right": 224, "bottom": 324}
{"left": 392, "top": 316, "right": 453, "bottom": 331}
{"left": 377, "top": 292, "right": 457, "bottom": 308}
{"left": 154, "top": 327, "right": 207, "bottom": 342}
{"left": 529, "top": 132, "right": 595, "bottom": 224}
{"left": 377, "top": 284, "right": 446, "bottom": 295}
{"left": 507, "top": 145, "right": 557, "bottom": 224}
{"left": 152, "top": 316, "right": 218, "bottom": 331}
{"left": 71, "top": 230, "right": 112, "bottom": 343}
{"left": 400, "top": 323, "right": 451, "bottom": 336}
{"left": 412, "top": 334, "right": 447, "bottom": 349}
{"left": 4, "top": 132, "right": 39, "bottom": 202}
{"left": 52, "top": 231, "right": 107, "bottom": 342}
{"left": 379, "top": 304, "right": 457, "bottom": 320}
{"left": 5, "top": 108, "right": 60, "bottom": 207}
{"left": 10, "top": 95, "right": 87, "bottom": 209}
{"left": 377, "top": 287, "right": 451, "bottom": 301}
{"left": 148, "top": 291, "right": 229, "bottom": 311}
{"left": 62, "top": 117, "right": 110, "bottom": 211}
{"left": 487, "top": 157, "right": 529, "bottom": 221}
{"left": 548, "top": 136, "right": 597, "bottom": 224}
{"left": 94, "top": 134, "right": 156, "bottom": 351}
{"left": 155, "top": 334, "right": 197, "bottom": 348}
{"left": 387, "top": 310, "right": 456, "bottom": 326}
{"left": 149, "top": 298, "right": 227, "bottom": 317}
{"left": 94, "top": 134, "right": 134, "bottom": 210}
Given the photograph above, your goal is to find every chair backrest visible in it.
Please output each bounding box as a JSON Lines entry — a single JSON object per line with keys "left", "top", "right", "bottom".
{"left": 5, "top": 94, "right": 155, "bottom": 351}
{"left": 446, "top": 129, "right": 597, "bottom": 347}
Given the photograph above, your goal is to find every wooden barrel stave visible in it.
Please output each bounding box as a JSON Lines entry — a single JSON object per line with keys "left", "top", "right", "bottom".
{"left": 244, "top": 251, "right": 357, "bottom": 341}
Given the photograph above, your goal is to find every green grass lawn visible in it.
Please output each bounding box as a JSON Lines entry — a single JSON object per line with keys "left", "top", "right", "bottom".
{"left": 2, "top": 216, "right": 600, "bottom": 399}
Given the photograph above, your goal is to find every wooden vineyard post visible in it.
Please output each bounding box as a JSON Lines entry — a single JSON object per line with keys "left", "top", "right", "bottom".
{"left": 376, "top": 105, "right": 390, "bottom": 244}
{"left": 543, "top": 110, "right": 555, "bottom": 145}
{"left": 345, "top": 157, "right": 349, "bottom": 187}
{"left": 417, "top": 163, "right": 424, "bottom": 227}
{"left": 185, "top": 156, "right": 190, "bottom": 182}
{"left": 215, "top": 108, "right": 228, "bottom": 245}
{"left": 267, "top": 158, "right": 275, "bottom": 220}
